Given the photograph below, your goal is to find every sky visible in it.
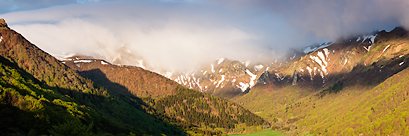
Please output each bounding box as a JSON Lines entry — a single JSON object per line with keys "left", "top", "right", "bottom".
{"left": 1, "top": 0, "right": 408, "bottom": 72}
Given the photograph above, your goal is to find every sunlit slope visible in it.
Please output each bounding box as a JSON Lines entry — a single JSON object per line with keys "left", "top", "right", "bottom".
{"left": 234, "top": 27, "right": 409, "bottom": 135}
{"left": 64, "top": 59, "right": 180, "bottom": 99}
{"left": 286, "top": 65, "right": 409, "bottom": 135}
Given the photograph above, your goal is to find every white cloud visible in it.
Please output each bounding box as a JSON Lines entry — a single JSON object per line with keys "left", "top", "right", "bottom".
{"left": 1, "top": 1, "right": 282, "bottom": 72}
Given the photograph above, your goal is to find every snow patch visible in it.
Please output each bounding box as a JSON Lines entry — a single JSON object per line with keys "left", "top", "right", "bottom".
{"left": 218, "top": 58, "right": 225, "bottom": 64}
{"left": 74, "top": 60, "right": 93, "bottom": 63}
{"left": 400, "top": 62, "right": 405, "bottom": 66}
{"left": 232, "top": 79, "right": 236, "bottom": 82}
{"left": 310, "top": 54, "right": 327, "bottom": 74}
{"left": 55, "top": 53, "right": 77, "bottom": 61}
{"left": 219, "top": 68, "right": 223, "bottom": 73}
{"left": 319, "top": 71, "right": 324, "bottom": 79}
{"left": 275, "top": 73, "right": 284, "bottom": 80}
{"left": 363, "top": 34, "right": 377, "bottom": 43}
{"left": 363, "top": 46, "right": 371, "bottom": 51}
{"left": 203, "top": 71, "right": 207, "bottom": 75}
{"left": 317, "top": 51, "right": 327, "bottom": 66}
{"left": 174, "top": 72, "right": 201, "bottom": 89}
{"left": 306, "top": 66, "right": 313, "bottom": 80}
{"left": 237, "top": 82, "right": 250, "bottom": 92}
{"left": 101, "top": 61, "right": 108, "bottom": 65}
{"left": 246, "top": 69, "right": 257, "bottom": 87}
{"left": 165, "top": 71, "right": 173, "bottom": 79}
{"left": 303, "top": 42, "right": 331, "bottom": 54}
{"left": 211, "top": 64, "right": 215, "bottom": 73}
{"left": 216, "top": 75, "right": 225, "bottom": 88}
{"left": 323, "top": 48, "right": 329, "bottom": 57}
{"left": 0, "top": 36, "right": 2, "bottom": 42}
{"left": 313, "top": 67, "right": 317, "bottom": 75}
{"left": 356, "top": 37, "right": 361, "bottom": 42}
{"left": 254, "top": 64, "right": 264, "bottom": 71}
{"left": 382, "top": 45, "right": 390, "bottom": 53}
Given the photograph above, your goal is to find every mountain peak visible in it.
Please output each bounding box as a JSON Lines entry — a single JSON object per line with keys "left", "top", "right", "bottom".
{"left": 0, "top": 18, "right": 7, "bottom": 27}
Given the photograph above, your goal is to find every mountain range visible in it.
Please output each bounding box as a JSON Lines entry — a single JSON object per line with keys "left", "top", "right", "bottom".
{"left": 2, "top": 16, "right": 409, "bottom": 135}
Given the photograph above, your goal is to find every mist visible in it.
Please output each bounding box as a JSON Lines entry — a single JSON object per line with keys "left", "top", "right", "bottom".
{"left": 219, "top": 0, "right": 409, "bottom": 39}
{"left": 1, "top": 0, "right": 409, "bottom": 72}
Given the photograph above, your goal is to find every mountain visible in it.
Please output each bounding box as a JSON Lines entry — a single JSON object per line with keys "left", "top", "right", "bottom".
{"left": 0, "top": 18, "right": 267, "bottom": 135}
{"left": 5, "top": 14, "right": 409, "bottom": 135}
{"left": 62, "top": 57, "right": 179, "bottom": 99}
{"left": 61, "top": 56, "right": 268, "bottom": 134}
{"left": 0, "top": 18, "right": 183, "bottom": 135}
{"left": 233, "top": 27, "right": 409, "bottom": 135}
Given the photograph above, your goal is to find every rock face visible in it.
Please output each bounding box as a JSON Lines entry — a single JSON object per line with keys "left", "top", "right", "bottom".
{"left": 0, "top": 19, "right": 7, "bottom": 27}
{"left": 257, "top": 71, "right": 270, "bottom": 84}
{"left": 292, "top": 70, "right": 298, "bottom": 86}
{"left": 225, "top": 61, "right": 246, "bottom": 78}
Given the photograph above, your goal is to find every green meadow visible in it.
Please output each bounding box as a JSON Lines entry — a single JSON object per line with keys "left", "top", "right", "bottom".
{"left": 229, "top": 129, "right": 287, "bottom": 136}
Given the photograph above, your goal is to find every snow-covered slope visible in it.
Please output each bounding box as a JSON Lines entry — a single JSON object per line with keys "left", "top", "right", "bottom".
{"left": 168, "top": 58, "right": 271, "bottom": 97}
{"left": 270, "top": 32, "right": 380, "bottom": 88}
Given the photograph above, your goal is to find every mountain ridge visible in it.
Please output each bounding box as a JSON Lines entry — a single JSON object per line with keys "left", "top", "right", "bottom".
{"left": 233, "top": 26, "right": 409, "bottom": 135}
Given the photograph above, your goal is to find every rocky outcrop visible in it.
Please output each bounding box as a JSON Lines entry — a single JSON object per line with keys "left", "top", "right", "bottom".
{"left": 0, "top": 18, "right": 7, "bottom": 27}
{"left": 256, "top": 70, "right": 270, "bottom": 84}
{"left": 292, "top": 70, "right": 298, "bottom": 86}
{"left": 225, "top": 61, "right": 246, "bottom": 78}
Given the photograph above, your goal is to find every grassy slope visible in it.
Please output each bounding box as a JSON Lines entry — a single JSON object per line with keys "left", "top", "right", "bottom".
{"left": 234, "top": 27, "right": 409, "bottom": 135}
{"left": 229, "top": 129, "right": 286, "bottom": 136}
{"left": 292, "top": 67, "right": 409, "bottom": 135}
{"left": 236, "top": 56, "right": 409, "bottom": 135}
{"left": 236, "top": 66, "right": 409, "bottom": 135}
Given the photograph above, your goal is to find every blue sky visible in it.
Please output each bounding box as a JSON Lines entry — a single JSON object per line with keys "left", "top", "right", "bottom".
{"left": 0, "top": 0, "right": 408, "bottom": 72}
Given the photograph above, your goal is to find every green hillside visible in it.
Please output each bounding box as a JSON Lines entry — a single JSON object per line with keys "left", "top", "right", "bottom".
{"left": 233, "top": 27, "right": 409, "bottom": 135}
{"left": 64, "top": 59, "right": 268, "bottom": 135}
{"left": 0, "top": 55, "right": 183, "bottom": 135}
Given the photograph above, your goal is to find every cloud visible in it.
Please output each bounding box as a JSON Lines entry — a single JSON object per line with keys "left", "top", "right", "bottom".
{"left": 1, "top": 0, "right": 408, "bottom": 73}
{"left": 0, "top": 0, "right": 105, "bottom": 14}
{"left": 218, "top": 0, "right": 409, "bottom": 40}
{"left": 1, "top": 1, "right": 290, "bottom": 72}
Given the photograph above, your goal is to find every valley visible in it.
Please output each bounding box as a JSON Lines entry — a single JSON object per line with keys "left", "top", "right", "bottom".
{"left": 51, "top": 25, "right": 409, "bottom": 135}
{"left": 1, "top": 2, "right": 409, "bottom": 135}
